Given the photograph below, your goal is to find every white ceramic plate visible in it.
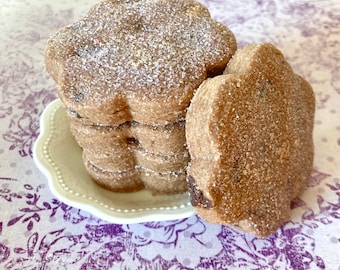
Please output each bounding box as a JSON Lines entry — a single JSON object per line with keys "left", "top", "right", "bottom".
{"left": 33, "top": 99, "right": 195, "bottom": 223}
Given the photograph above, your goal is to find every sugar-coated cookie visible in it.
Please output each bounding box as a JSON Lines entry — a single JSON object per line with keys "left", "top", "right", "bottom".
{"left": 186, "top": 43, "right": 315, "bottom": 237}
{"left": 46, "top": 0, "right": 236, "bottom": 125}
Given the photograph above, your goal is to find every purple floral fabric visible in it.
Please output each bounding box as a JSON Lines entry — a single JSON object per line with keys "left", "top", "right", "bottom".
{"left": 0, "top": 0, "right": 340, "bottom": 269}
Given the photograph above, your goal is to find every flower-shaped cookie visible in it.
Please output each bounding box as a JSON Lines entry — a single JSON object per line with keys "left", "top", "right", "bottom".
{"left": 186, "top": 43, "right": 315, "bottom": 236}
{"left": 45, "top": 0, "right": 237, "bottom": 125}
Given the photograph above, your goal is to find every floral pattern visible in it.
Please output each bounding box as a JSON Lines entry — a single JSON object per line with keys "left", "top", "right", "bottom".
{"left": 2, "top": 90, "right": 55, "bottom": 157}
{"left": 0, "top": 172, "right": 335, "bottom": 269}
{"left": 123, "top": 217, "right": 223, "bottom": 269}
{"left": 1, "top": 0, "right": 340, "bottom": 269}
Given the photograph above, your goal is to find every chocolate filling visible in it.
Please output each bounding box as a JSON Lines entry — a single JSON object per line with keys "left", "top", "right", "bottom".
{"left": 187, "top": 175, "right": 212, "bottom": 209}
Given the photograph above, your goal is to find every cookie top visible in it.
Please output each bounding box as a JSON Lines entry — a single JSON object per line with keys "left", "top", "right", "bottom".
{"left": 46, "top": 0, "right": 236, "bottom": 125}
{"left": 186, "top": 43, "right": 315, "bottom": 237}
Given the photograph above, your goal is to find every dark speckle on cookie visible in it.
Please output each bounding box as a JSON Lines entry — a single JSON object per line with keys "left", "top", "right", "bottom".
{"left": 187, "top": 175, "right": 213, "bottom": 208}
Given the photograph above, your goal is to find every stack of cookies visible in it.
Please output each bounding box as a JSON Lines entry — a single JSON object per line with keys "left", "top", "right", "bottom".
{"left": 45, "top": 0, "right": 237, "bottom": 193}
{"left": 68, "top": 116, "right": 189, "bottom": 193}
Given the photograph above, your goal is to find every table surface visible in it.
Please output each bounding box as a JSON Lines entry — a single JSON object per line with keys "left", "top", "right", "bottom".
{"left": 1, "top": 0, "right": 340, "bottom": 269}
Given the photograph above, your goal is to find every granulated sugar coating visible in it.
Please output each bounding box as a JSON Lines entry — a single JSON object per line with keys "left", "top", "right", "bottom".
{"left": 45, "top": 0, "right": 236, "bottom": 126}
{"left": 186, "top": 43, "right": 315, "bottom": 237}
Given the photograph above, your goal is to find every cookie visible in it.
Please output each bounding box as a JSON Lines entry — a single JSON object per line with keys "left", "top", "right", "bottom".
{"left": 83, "top": 149, "right": 189, "bottom": 173}
{"left": 45, "top": 0, "right": 237, "bottom": 125}
{"left": 84, "top": 160, "right": 144, "bottom": 192}
{"left": 69, "top": 117, "right": 187, "bottom": 155}
{"left": 186, "top": 43, "right": 315, "bottom": 237}
{"left": 84, "top": 157, "right": 187, "bottom": 194}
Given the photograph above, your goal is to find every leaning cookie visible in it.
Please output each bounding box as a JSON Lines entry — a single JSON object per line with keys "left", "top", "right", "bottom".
{"left": 186, "top": 43, "right": 315, "bottom": 237}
